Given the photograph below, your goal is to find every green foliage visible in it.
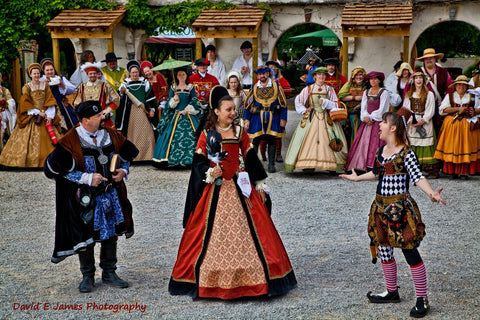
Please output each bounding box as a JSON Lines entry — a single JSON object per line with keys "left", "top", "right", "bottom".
{"left": 257, "top": 3, "right": 273, "bottom": 24}
{"left": 0, "top": 0, "right": 116, "bottom": 74}
{"left": 416, "top": 21, "right": 480, "bottom": 58}
{"left": 124, "top": 0, "right": 236, "bottom": 35}
{"left": 0, "top": 0, "right": 237, "bottom": 75}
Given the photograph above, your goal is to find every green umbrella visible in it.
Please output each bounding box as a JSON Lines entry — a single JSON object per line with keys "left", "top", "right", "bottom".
{"left": 289, "top": 29, "right": 339, "bottom": 47}
{"left": 151, "top": 58, "right": 192, "bottom": 71}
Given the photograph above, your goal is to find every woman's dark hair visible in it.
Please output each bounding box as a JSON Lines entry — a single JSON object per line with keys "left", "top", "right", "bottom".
{"left": 80, "top": 50, "right": 95, "bottom": 65}
{"left": 382, "top": 112, "right": 410, "bottom": 146}
{"left": 174, "top": 69, "right": 189, "bottom": 86}
{"left": 204, "top": 95, "right": 236, "bottom": 131}
{"left": 366, "top": 77, "right": 384, "bottom": 89}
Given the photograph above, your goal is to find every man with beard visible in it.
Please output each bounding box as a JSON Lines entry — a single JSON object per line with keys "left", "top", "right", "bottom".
{"left": 72, "top": 62, "right": 120, "bottom": 127}
{"left": 244, "top": 65, "right": 287, "bottom": 173}
{"left": 323, "top": 58, "right": 347, "bottom": 94}
{"left": 44, "top": 100, "right": 138, "bottom": 293}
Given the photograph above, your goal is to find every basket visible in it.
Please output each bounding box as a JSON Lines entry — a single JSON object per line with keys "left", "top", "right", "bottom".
{"left": 329, "top": 102, "right": 348, "bottom": 122}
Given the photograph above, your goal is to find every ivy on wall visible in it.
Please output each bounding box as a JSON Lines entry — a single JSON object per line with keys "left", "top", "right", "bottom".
{"left": 0, "top": 0, "right": 237, "bottom": 74}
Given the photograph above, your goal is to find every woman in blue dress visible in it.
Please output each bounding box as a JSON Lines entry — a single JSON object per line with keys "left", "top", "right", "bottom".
{"left": 153, "top": 68, "right": 202, "bottom": 167}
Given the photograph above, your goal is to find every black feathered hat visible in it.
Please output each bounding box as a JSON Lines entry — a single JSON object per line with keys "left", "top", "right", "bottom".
{"left": 209, "top": 85, "right": 229, "bottom": 110}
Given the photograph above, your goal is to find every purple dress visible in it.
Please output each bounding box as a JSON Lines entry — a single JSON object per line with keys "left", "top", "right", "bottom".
{"left": 345, "top": 88, "right": 388, "bottom": 171}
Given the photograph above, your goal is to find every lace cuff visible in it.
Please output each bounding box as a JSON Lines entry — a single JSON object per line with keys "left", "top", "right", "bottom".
{"left": 204, "top": 167, "right": 215, "bottom": 184}
{"left": 185, "top": 104, "right": 199, "bottom": 115}
{"left": 255, "top": 180, "right": 269, "bottom": 194}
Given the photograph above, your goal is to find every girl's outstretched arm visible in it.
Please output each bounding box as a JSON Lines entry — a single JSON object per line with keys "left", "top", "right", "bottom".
{"left": 416, "top": 178, "right": 446, "bottom": 205}
{"left": 339, "top": 170, "right": 376, "bottom": 182}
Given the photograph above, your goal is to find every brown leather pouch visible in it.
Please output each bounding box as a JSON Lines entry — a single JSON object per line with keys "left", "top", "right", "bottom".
{"left": 34, "top": 114, "right": 44, "bottom": 125}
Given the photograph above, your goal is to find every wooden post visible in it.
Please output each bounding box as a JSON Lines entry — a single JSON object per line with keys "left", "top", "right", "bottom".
{"left": 403, "top": 36, "right": 409, "bottom": 63}
{"left": 11, "top": 59, "right": 22, "bottom": 101}
{"left": 108, "top": 38, "right": 114, "bottom": 53}
{"left": 196, "top": 38, "right": 202, "bottom": 59}
{"left": 52, "top": 38, "right": 61, "bottom": 75}
{"left": 342, "top": 36, "right": 349, "bottom": 78}
{"left": 252, "top": 37, "right": 258, "bottom": 83}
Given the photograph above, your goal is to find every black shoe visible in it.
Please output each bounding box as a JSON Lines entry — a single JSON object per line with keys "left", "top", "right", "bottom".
{"left": 261, "top": 153, "right": 267, "bottom": 161}
{"left": 102, "top": 272, "right": 129, "bottom": 288}
{"left": 449, "top": 174, "right": 459, "bottom": 180}
{"left": 410, "top": 297, "right": 429, "bottom": 318}
{"left": 79, "top": 276, "right": 94, "bottom": 293}
{"left": 276, "top": 154, "right": 284, "bottom": 163}
{"left": 366, "top": 289, "right": 401, "bottom": 303}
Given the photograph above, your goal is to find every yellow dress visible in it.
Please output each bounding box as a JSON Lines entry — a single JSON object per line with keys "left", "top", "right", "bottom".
{"left": 0, "top": 82, "right": 62, "bottom": 168}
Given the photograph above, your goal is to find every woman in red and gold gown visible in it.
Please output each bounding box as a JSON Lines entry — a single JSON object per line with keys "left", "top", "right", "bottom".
{"left": 169, "top": 86, "right": 296, "bottom": 300}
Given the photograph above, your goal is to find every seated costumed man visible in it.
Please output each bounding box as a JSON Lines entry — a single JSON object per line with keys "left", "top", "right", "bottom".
{"left": 44, "top": 100, "right": 139, "bottom": 293}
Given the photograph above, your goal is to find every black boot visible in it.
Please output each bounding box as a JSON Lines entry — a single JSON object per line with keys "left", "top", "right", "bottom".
{"left": 410, "top": 297, "right": 429, "bottom": 318}
{"left": 260, "top": 141, "right": 267, "bottom": 161}
{"left": 366, "top": 289, "right": 400, "bottom": 303}
{"left": 276, "top": 139, "right": 283, "bottom": 163}
{"left": 78, "top": 246, "right": 95, "bottom": 293}
{"left": 100, "top": 237, "right": 129, "bottom": 288}
{"left": 267, "top": 144, "right": 276, "bottom": 173}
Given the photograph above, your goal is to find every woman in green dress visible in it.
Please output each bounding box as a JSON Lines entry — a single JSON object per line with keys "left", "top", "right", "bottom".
{"left": 117, "top": 60, "right": 158, "bottom": 161}
{"left": 152, "top": 68, "right": 201, "bottom": 167}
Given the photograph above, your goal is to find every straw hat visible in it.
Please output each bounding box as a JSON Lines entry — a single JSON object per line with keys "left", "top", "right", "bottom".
{"left": 395, "top": 62, "right": 413, "bottom": 77}
{"left": 417, "top": 48, "right": 444, "bottom": 61}
{"left": 448, "top": 75, "right": 473, "bottom": 89}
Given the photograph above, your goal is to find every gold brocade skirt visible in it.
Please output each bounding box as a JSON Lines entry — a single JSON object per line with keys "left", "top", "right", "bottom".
{"left": 0, "top": 120, "right": 62, "bottom": 168}
{"left": 199, "top": 179, "right": 267, "bottom": 292}
{"left": 127, "top": 105, "right": 155, "bottom": 161}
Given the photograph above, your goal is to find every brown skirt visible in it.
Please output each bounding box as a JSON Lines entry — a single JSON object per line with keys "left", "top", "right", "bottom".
{"left": 368, "top": 193, "right": 425, "bottom": 249}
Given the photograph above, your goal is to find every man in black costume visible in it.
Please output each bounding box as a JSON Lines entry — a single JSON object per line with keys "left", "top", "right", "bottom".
{"left": 44, "top": 100, "right": 138, "bottom": 293}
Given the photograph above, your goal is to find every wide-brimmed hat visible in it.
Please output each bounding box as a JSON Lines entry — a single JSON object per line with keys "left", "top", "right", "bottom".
{"left": 395, "top": 62, "right": 414, "bottom": 77}
{"left": 448, "top": 75, "right": 473, "bottom": 89}
{"left": 126, "top": 59, "right": 141, "bottom": 73}
{"left": 225, "top": 70, "right": 243, "bottom": 87}
{"left": 323, "top": 58, "right": 340, "bottom": 66}
{"left": 81, "top": 62, "right": 102, "bottom": 74}
{"left": 101, "top": 52, "right": 122, "bottom": 62}
{"left": 410, "top": 71, "right": 427, "bottom": 83}
{"left": 209, "top": 85, "right": 229, "bottom": 110}
{"left": 417, "top": 48, "right": 444, "bottom": 61}
{"left": 365, "top": 71, "right": 385, "bottom": 81}
{"left": 311, "top": 67, "right": 328, "bottom": 76}
{"left": 350, "top": 66, "right": 366, "bottom": 80}
{"left": 27, "top": 63, "right": 42, "bottom": 76}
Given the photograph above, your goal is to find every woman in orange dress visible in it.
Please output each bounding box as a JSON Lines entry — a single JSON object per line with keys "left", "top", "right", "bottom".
{"left": 0, "top": 63, "right": 62, "bottom": 168}
{"left": 434, "top": 75, "right": 480, "bottom": 179}
{"left": 169, "top": 86, "right": 296, "bottom": 300}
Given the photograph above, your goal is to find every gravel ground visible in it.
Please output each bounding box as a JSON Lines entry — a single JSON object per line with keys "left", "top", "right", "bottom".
{"left": 0, "top": 110, "right": 479, "bottom": 320}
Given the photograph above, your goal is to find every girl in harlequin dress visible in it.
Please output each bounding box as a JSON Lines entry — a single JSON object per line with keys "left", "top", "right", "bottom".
{"left": 169, "top": 86, "right": 296, "bottom": 300}
{"left": 340, "top": 112, "right": 445, "bottom": 318}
